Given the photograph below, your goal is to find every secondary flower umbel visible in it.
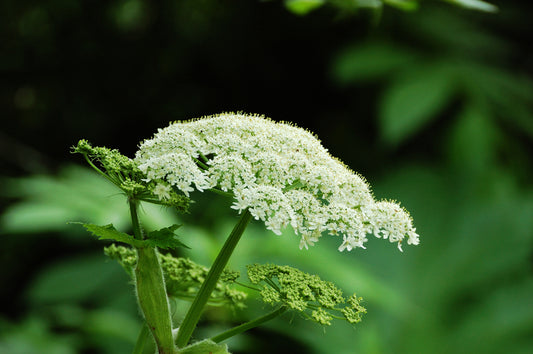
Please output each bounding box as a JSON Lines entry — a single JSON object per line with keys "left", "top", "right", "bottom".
{"left": 135, "top": 113, "right": 419, "bottom": 251}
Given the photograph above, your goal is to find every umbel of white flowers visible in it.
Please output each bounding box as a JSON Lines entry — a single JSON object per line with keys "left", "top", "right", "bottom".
{"left": 135, "top": 113, "right": 419, "bottom": 252}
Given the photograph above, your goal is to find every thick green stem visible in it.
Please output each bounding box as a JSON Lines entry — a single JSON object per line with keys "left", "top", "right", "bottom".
{"left": 135, "top": 246, "right": 174, "bottom": 354}
{"left": 210, "top": 306, "right": 288, "bottom": 343}
{"left": 175, "top": 209, "right": 253, "bottom": 348}
{"left": 130, "top": 200, "right": 174, "bottom": 354}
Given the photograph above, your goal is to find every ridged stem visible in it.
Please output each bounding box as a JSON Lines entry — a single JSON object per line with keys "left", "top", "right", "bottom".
{"left": 130, "top": 200, "right": 174, "bottom": 354}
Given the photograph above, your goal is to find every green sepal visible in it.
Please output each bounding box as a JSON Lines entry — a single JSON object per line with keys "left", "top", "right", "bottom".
{"left": 176, "top": 339, "right": 230, "bottom": 354}
{"left": 74, "top": 222, "right": 144, "bottom": 247}
{"left": 146, "top": 224, "right": 190, "bottom": 250}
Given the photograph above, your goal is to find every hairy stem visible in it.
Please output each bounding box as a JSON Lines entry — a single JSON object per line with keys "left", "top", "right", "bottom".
{"left": 175, "top": 209, "right": 252, "bottom": 348}
{"left": 130, "top": 200, "right": 174, "bottom": 354}
{"left": 129, "top": 199, "right": 144, "bottom": 240}
{"left": 210, "top": 306, "right": 288, "bottom": 343}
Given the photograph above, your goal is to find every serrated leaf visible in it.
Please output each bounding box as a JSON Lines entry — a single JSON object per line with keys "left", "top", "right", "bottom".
{"left": 176, "top": 339, "right": 230, "bottom": 354}
{"left": 285, "top": 0, "right": 324, "bottom": 16}
{"left": 379, "top": 63, "right": 456, "bottom": 145}
{"left": 146, "top": 224, "right": 190, "bottom": 250}
{"left": 77, "top": 223, "right": 141, "bottom": 247}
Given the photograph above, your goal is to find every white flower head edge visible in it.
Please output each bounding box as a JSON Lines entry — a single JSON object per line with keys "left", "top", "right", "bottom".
{"left": 135, "top": 113, "right": 419, "bottom": 252}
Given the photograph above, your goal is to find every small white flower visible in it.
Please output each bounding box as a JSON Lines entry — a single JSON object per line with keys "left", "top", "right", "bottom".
{"left": 135, "top": 113, "right": 419, "bottom": 252}
{"left": 153, "top": 183, "right": 172, "bottom": 201}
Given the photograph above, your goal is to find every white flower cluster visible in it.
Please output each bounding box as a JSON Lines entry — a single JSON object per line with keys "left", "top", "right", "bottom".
{"left": 135, "top": 113, "right": 419, "bottom": 252}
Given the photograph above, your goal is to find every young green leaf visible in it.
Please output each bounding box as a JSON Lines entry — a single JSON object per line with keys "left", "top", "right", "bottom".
{"left": 146, "top": 224, "right": 190, "bottom": 250}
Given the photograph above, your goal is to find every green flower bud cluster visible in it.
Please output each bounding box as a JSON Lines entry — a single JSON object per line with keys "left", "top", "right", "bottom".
{"left": 247, "top": 263, "right": 366, "bottom": 325}
{"left": 72, "top": 139, "right": 189, "bottom": 212}
{"left": 104, "top": 245, "right": 247, "bottom": 308}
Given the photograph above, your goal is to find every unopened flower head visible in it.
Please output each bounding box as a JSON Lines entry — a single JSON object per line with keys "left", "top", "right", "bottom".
{"left": 135, "top": 113, "right": 419, "bottom": 251}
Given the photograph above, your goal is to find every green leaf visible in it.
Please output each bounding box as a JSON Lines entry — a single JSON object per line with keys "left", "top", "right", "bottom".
{"left": 379, "top": 63, "right": 456, "bottom": 145}
{"left": 146, "top": 224, "right": 190, "bottom": 250}
{"left": 76, "top": 223, "right": 142, "bottom": 247}
{"left": 27, "top": 254, "right": 121, "bottom": 304}
{"left": 353, "top": 0, "right": 382, "bottom": 9}
{"left": 331, "top": 42, "right": 417, "bottom": 84}
{"left": 446, "top": 103, "right": 498, "bottom": 172}
{"left": 442, "top": 0, "right": 498, "bottom": 12}
{"left": 176, "top": 339, "right": 230, "bottom": 354}
{"left": 284, "top": 0, "right": 325, "bottom": 15}
{"left": 384, "top": 0, "right": 419, "bottom": 11}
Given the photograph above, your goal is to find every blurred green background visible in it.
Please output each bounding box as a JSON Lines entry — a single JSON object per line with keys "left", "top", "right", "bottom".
{"left": 1, "top": 0, "right": 533, "bottom": 353}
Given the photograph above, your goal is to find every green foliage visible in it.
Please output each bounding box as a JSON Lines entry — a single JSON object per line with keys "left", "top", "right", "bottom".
{"left": 247, "top": 264, "right": 366, "bottom": 325}
{"left": 0, "top": 165, "right": 184, "bottom": 235}
{"left": 2, "top": 1, "right": 532, "bottom": 353}
{"left": 443, "top": 0, "right": 497, "bottom": 12}
{"left": 75, "top": 223, "right": 189, "bottom": 250}
{"left": 283, "top": 0, "right": 497, "bottom": 15}
{"left": 146, "top": 225, "right": 190, "bottom": 250}
{"left": 285, "top": 0, "right": 325, "bottom": 15}
{"left": 0, "top": 252, "right": 140, "bottom": 353}
{"left": 0, "top": 166, "right": 127, "bottom": 233}
{"left": 78, "top": 223, "right": 143, "bottom": 247}
{"left": 331, "top": 8, "right": 533, "bottom": 149}
{"left": 27, "top": 254, "right": 122, "bottom": 304}
{"left": 379, "top": 62, "right": 456, "bottom": 144}
{"left": 0, "top": 317, "right": 78, "bottom": 354}
{"left": 333, "top": 42, "right": 417, "bottom": 83}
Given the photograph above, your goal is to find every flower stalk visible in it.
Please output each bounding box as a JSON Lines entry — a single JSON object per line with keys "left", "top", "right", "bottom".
{"left": 175, "top": 209, "right": 253, "bottom": 348}
{"left": 210, "top": 306, "right": 288, "bottom": 343}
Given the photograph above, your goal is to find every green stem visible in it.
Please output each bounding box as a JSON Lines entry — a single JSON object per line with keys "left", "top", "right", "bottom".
{"left": 130, "top": 200, "right": 174, "bottom": 354}
{"left": 210, "top": 306, "right": 288, "bottom": 343}
{"left": 84, "top": 154, "right": 116, "bottom": 184}
{"left": 208, "top": 188, "right": 234, "bottom": 198}
{"left": 135, "top": 246, "right": 174, "bottom": 354}
{"left": 193, "top": 157, "right": 210, "bottom": 170}
{"left": 129, "top": 199, "right": 144, "bottom": 240}
{"left": 175, "top": 209, "right": 253, "bottom": 348}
